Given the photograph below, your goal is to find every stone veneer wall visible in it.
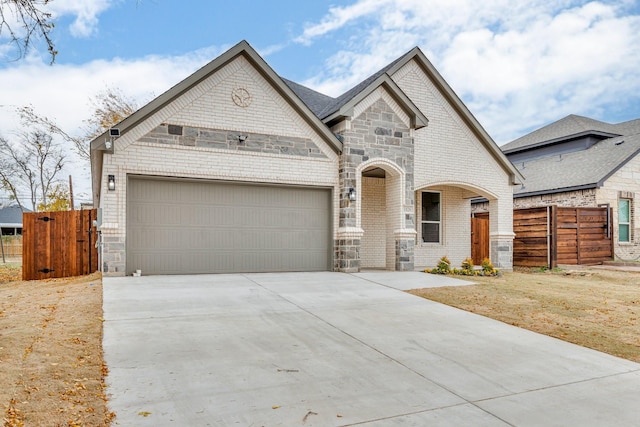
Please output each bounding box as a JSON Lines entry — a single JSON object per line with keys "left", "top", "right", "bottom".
{"left": 471, "top": 189, "right": 597, "bottom": 214}
{"left": 139, "top": 124, "right": 327, "bottom": 158}
{"left": 334, "top": 97, "right": 415, "bottom": 272}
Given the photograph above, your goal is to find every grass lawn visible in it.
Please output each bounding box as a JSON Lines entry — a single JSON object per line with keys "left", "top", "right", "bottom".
{"left": 409, "top": 268, "right": 640, "bottom": 363}
{"left": 0, "top": 263, "right": 113, "bottom": 427}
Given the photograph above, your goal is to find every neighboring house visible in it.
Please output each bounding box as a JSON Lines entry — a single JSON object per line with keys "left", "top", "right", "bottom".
{"left": 474, "top": 114, "right": 640, "bottom": 260}
{"left": 90, "top": 40, "right": 521, "bottom": 276}
{"left": 0, "top": 205, "right": 27, "bottom": 236}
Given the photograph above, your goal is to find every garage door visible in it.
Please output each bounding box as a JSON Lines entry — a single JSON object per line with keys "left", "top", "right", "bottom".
{"left": 126, "top": 177, "right": 332, "bottom": 275}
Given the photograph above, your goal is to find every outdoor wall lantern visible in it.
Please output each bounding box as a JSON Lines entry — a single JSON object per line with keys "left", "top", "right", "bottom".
{"left": 348, "top": 187, "right": 356, "bottom": 202}
{"left": 108, "top": 175, "right": 116, "bottom": 191}
{"left": 104, "top": 138, "right": 112, "bottom": 150}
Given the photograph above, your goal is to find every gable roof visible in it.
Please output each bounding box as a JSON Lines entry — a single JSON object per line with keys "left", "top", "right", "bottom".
{"left": 287, "top": 47, "right": 522, "bottom": 185}
{"left": 391, "top": 47, "right": 523, "bottom": 184}
{"left": 502, "top": 114, "right": 622, "bottom": 153}
{"left": 315, "top": 54, "right": 406, "bottom": 120}
{"left": 508, "top": 116, "right": 640, "bottom": 197}
{"left": 90, "top": 40, "right": 344, "bottom": 199}
{"left": 282, "top": 78, "right": 335, "bottom": 117}
{"left": 0, "top": 205, "right": 27, "bottom": 226}
{"left": 91, "top": 41, "right": 524, "bottom": 199}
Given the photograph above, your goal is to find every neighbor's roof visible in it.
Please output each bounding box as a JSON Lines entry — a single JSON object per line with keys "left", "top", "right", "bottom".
{"left": 509, "top": 116, "right": 640, "bottom": 197}
{"left": 0, "top": 205, "right": 27, "bottom": 226}
{"left": 502, "top": 114, "right": 622, "bottom": 153}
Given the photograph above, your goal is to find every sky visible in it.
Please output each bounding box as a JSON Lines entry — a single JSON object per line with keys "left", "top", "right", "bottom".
{"left": 1, "top": 0, "right": 640, "bottom": 203}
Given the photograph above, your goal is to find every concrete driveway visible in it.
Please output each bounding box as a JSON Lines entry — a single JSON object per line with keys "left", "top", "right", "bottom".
{"left": 103, "top": 272, "right": 640, "bottom": 426}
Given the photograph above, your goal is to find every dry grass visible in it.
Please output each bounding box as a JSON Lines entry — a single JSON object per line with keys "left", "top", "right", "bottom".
{"left": 409, "top": 268, "right": 640, "bottom": 362}
{"left": 0, "top": 264, "right": 113, "bottom": 427}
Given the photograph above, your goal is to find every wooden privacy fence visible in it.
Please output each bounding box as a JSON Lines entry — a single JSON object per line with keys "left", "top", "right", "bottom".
{"left": 514, "top": 206, "right": 613, "bottom": 268}
{"left": 1, "top": 236, "right": 22, "bottom": 259}
{"left": 22, "top": 209, "right": 99, "bottom": 280}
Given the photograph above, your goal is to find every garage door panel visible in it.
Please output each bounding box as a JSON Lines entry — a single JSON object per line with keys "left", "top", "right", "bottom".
{"left": 127, "top": 177, "right": 331, "bottom": 275}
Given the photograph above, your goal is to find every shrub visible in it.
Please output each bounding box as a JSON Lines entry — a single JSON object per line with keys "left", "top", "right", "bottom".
{"left": 435, "top": 256, "right": 451, "bottom": 274}
{"left": 481, "top": 258, "right": 499, "bottom": 276}
{"left": 461, "top": 258, "right": 474, "bottom": 275}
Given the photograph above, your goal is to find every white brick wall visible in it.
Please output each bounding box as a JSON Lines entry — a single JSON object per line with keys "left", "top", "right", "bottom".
{"left": 414, "top": 186, "right": 471, "bottom": 269}
{"left": 361, "top": 177, "right": 386, "bottom": 268}
{"left": 392, "top": 59, "right": 515, "bottom": 269}
{"left": 99, "top": 56, "right": 340, "bottom": 274}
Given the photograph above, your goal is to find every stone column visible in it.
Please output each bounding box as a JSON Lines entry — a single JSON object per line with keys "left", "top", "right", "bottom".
{"left": 489, "top": 197, "right": 515, "bottom": 270}
{"left": 335, "top": 228, "right": 364, "bottom": 273}
{"left": 394, "top": 229, "right": 416, "bottom": 271}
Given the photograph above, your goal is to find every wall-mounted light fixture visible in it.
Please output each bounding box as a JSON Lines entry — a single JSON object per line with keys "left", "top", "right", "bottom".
{"left": 108, "top": 175, "right": 116, "bottom": 191}
{"left": 348, "top": 187, "right": 356, "bottom": 202}
{"left": 105, "top": 138, "right": 112, "bottom": 150}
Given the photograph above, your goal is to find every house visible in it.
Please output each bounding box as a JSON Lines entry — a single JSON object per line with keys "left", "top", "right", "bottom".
{"left": 476, "top": 114, "right": 640, "bottom": 261}
{"left": 90, "top": 40, "right": 521, "bottom": 276}
{"left": 0, "top": 205, "right": 26, "bottom": 236}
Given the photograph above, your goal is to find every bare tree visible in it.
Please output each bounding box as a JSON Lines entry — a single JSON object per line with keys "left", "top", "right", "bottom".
{"left": 0, "top": 0, "right": 57, "bottom": 63}
{"left": 84, "top": 87, "right": 138, "bottom": 138}
{"left": 0, "top": 131, "right": 65, "bottom": 211}
{"left": 18, "top": 88, "right": 139, "bottom": 161}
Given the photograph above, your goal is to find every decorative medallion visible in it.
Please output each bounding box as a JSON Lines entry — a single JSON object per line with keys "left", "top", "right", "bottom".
{"left": 231, "top": 87, "right": 252, "bottom": 108}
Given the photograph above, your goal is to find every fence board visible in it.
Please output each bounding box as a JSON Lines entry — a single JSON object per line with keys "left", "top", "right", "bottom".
{"left": 514, "top": 206, "right": 612, "bottom": 268}
{"left": 22, "top": 209, "right": 98, "bottom": 280}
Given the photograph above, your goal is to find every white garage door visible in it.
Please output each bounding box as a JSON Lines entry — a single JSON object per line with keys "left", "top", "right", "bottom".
{"left": 126, "top": 177, "right": 332, "bottom": 275}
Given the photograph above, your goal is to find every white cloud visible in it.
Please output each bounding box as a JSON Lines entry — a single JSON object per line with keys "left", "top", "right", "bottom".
{"left": 295, "top": 0, "right": 640, "bottom": 143}
{"left": 0, "top": 47, "right": 225, "bottom": 199}
{"left": 48, "top": 0, "right": 115, "bottom": 37}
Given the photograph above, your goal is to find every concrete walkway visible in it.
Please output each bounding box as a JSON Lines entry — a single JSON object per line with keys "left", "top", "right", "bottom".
{"left": 103, "top": 272, "right": 640, "bottom": 426}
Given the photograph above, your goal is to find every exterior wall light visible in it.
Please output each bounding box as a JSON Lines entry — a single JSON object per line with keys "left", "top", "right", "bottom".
{"left": 105, "top": 138, "right": 112, "bottom": 150}
{"left": 108, "top": 175, "right": 116, "bottom": 191}
{"left": 348, "top": 187, "right": 356, "bottom": 202}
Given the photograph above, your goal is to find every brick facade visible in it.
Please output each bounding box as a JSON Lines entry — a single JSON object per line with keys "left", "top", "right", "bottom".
{"left": 334, "top": 93, "right": 416, "bottom": 272}
{"left": 98, "top": 55, "right": 339, "bottom": 275}
{"left": 392, "top": 59, "right": 515, "bottom": 270}
{"left": 95, "top": 44, "right": 517, "bottom": 275}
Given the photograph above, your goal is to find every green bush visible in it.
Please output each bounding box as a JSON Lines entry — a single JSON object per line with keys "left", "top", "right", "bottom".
{"left": 425, "top": 256, "right": 499, "bottom": 277}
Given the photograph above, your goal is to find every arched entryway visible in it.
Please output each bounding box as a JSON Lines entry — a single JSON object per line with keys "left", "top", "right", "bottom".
{"left": 358, "top": 159, "right": 408, "bottom": 270}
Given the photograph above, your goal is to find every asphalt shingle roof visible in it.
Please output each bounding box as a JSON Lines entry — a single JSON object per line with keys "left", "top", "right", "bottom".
{"left": 508, "top": 116, "right": 640, "bottom": 197}
{"left": 0, "top": 206, "right": 26, "bottom": 225}
{"left": 282, "top": 51, "right": 409, "bottom": 121}
{"left": 502, "top": 114, "right": 622, "bottom": 153}
{"left": 282, "top": 78, "right": 335, "bottom": 118}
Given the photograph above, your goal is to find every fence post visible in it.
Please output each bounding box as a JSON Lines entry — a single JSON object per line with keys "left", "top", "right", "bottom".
{"left": 550, "top": 205, "right": 558, "bottom": 269}
{"left": 0, "top": 229, "right": 5, "bottom": 263}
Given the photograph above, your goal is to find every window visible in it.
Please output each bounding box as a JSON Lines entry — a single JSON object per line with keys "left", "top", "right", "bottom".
{"left": 619, "top": 199, "right": 631, "bottom": 243}
{"left": 421, "top": 192, "right": 441, "bottom": 243}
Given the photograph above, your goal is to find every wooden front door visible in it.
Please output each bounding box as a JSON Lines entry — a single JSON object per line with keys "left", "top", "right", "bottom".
{"left": 471, "top": 215, "right": 489, "bottom": 265}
